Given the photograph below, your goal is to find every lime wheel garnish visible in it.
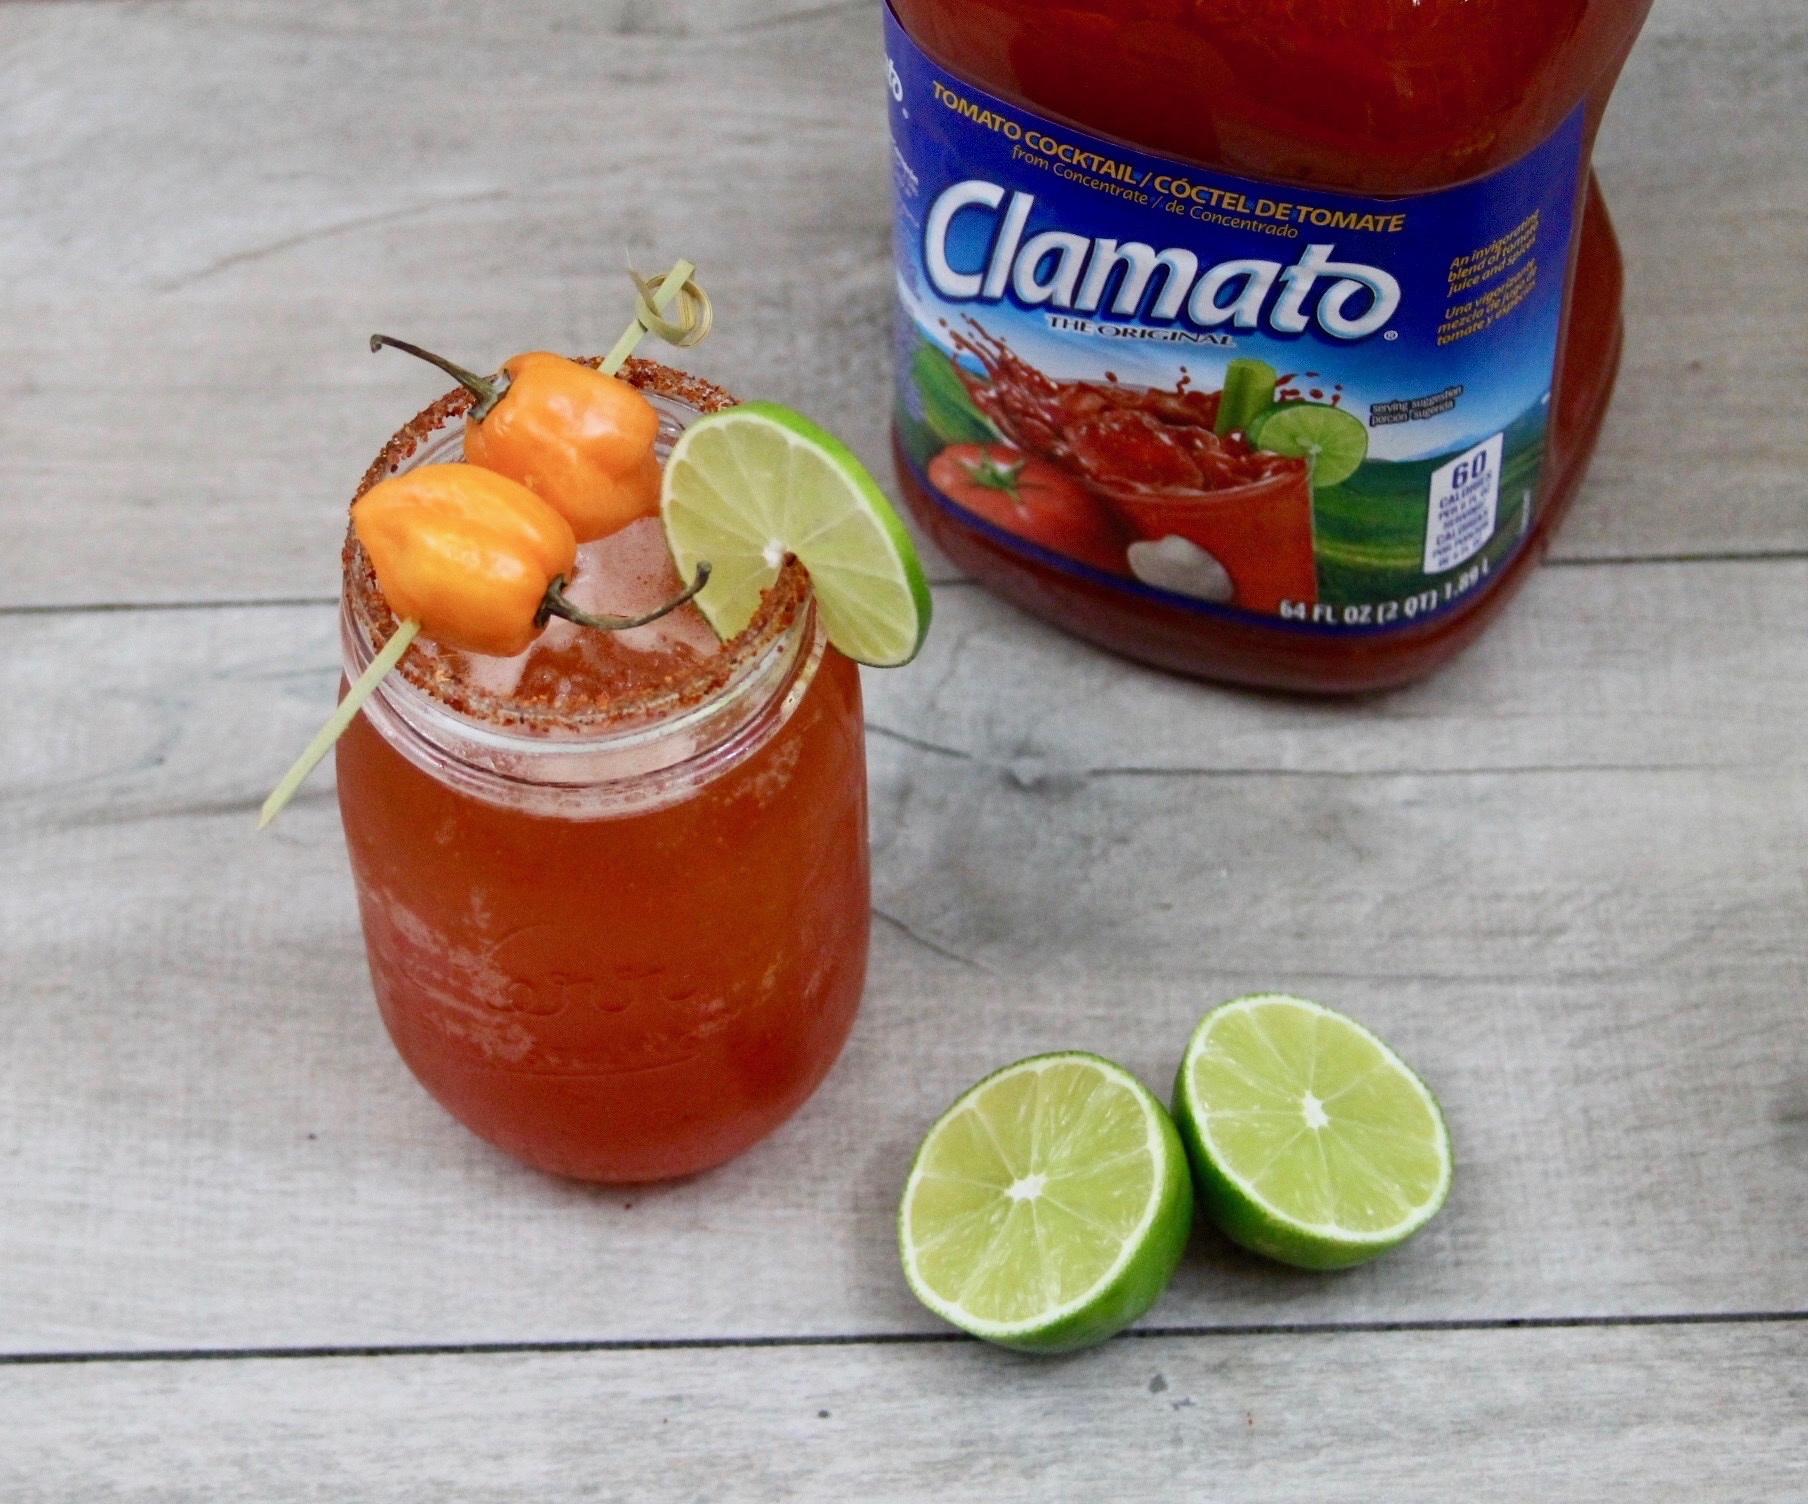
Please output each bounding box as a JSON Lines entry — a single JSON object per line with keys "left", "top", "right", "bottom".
{"left": 661, "top": 402, "right": 932, "bottom": 667}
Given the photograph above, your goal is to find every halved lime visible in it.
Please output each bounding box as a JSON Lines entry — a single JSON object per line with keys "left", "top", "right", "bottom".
{"left": 661, "top": 402, "right": 932, "bottom": 666}
{"left": 899, "top": 1052, "right": 1193, "bottom": 1354}
{"left": 1248, "top": 401, "right": 1370, "bottom": 487}
{"left": 1173, "top": 995, "right": 1451, "bottom": 1270}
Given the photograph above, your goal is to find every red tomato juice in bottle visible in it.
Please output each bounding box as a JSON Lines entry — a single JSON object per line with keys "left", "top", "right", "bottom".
{"left": 886, "top": 0, "right": 1653, "bottom": 690}
{"left": 335, "top": 366, "right": 870, "bottom": 1182}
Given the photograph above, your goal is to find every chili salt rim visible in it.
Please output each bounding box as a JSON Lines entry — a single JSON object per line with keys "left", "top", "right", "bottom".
{"left": 342, "top": 357, "right": 813, "bottom": 734}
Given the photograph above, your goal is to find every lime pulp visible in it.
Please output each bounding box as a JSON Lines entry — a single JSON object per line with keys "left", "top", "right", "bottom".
{"left": 1173, "top": 994, "right": 1451, "bottom": 1270}
{"left": 660, "top": 401, "right": 932, "bottom": 667}
{"left": 899, "top": 1053, "right": 1193, "bottom": 1353}
{"left": 1248, "top": 401, "right": 1370, "bottom": 488}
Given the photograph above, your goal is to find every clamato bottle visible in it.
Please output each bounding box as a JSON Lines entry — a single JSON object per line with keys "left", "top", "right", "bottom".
{"left": 886, "top": 0, "right": 1653, "bottom": 690}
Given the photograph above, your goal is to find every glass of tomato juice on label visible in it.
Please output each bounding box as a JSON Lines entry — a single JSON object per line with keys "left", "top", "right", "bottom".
{"left": 333, "top": 365, "right": 871, "bottom": 1183}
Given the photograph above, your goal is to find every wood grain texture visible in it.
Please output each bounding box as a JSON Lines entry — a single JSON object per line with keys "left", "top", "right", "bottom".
{"left": 0, "top": 0, "right": 1802, "bottom": 609}
{"left": 0, "top": 0, "right": 904, "bottom": 606}
{"left": 1578, "top": 0, "right": 1808, "bottom": 563}
{"left": 3, "top": 0, "right": 1803, "bottom": 1472}
{"left": 2, "top": 1322, "right": 1803, "bottom": 1501}
{"left": 3, "top": 559, "right": 1804, "bottom": 1353}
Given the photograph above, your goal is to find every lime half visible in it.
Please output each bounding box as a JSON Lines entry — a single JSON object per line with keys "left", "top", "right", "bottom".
{"left": 661, "top": 402, "right": 932, "bottom": 666}
{"left": 1174, "top": 995, "right": 1451, "bottom": 1270}
{"left": 899, "top": 1052, "right": 1193, "bottom": 1354}
{"left": 1248, "top": 401, "right": 1370, "bottom": 487}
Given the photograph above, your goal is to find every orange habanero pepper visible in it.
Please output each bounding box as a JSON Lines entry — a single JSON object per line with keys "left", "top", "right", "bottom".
{"left": 353, "top": 465, "right": 578, "bottom": 657}
{"left": 352, "top": 464, "right": 712, "bottom": 659}
{"left": 371, "top": 336, "right": 660, "bottom": 543}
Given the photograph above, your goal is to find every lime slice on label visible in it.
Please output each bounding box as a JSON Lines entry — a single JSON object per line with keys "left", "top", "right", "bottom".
{"left": 1173, "top": 995, "right": 1451, "bottom": 1270}
{"left": 661, "top": 401, "right": 932, "bottom": 666}
{"left": 1248, "top": 401, "right": 1370, "bottom": 488}
{"left": 899, "top": 1052, "right": 1193, "bottom": 1354}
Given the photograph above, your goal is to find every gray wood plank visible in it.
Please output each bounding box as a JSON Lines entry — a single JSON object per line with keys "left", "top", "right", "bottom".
{"left": 0, "top": 0, "right": 1802, "bottom": 608}
{"left": 0, "top": 0, "right": 909, "bottom": 607}
{"left": 2, "top": 1322, "right": 1803, "bottom": 1500}
{"left": 875, "top": 558, "right": 1808, "bottom": 779}
{"left": 1580, "top": 0, "right": 1808, "bottom": 564}
{"left": 2, "top": 559, "right": 1804, "bottom": 1351}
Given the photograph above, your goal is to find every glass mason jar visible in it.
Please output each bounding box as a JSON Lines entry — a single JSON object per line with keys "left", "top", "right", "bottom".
{"left": 334, "top": 363, "right": 871, "bottom": 1183}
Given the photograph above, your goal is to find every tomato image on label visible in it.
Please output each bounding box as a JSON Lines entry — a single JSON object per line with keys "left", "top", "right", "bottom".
{"left": 926, "top": 443, "right": 1128, "bottom": 574}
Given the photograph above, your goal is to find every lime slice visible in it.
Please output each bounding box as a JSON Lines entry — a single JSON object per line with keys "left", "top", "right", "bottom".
{"left": 899, "top": 1052, "right": 1193, "bottom": 1353}
{"left": 1248, "top": 401, "right": 1370, "bottom": 488}
{"left": 661, "top": 401, "right": 932, "bottom": 666}
{"left": 1173, "top": 995, "right": 1451, "bottom": 1270}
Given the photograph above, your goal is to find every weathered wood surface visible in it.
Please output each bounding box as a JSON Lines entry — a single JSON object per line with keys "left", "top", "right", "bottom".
{"left": 1575, "top": 0, "right": 1808, "bottom": 566}
{"left": 4, "top": 1322, "right": 1803, "bottom": 1501}
{"left": 2, "top": 0, "right": 1804, "bottom": 1493}
{"left": 0, "top": 0, "right": 1803, "bottom": 610}
{"left": 3, "top": 560, "right": 1804, "bottom": 1353}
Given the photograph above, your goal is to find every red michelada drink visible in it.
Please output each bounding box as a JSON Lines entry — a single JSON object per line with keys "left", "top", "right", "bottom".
{"left": 334, "top": 365, "right": 872, "bottom": 1183}
{"left": 259, "top": 268, "right": 929, "bottom": 1186}
{"left": 885, "top": 0, "right": 1653, "bottom": 690}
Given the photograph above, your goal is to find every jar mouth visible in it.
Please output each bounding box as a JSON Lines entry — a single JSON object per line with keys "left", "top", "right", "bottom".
{"left": 343, "top": 357, "right": 814, "bottom": 745}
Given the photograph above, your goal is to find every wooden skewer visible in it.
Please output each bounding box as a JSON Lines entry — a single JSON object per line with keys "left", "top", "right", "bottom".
{"left": 600, "top": 258, "right": 701, "bottom": 376}
{"left": 257, "top": 618, "right": 419, "bottom": 829}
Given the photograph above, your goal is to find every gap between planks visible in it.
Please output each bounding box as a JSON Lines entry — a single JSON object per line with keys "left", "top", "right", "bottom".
{"left": 5, "top": 1307, "right": 1805, "bottom": 1369}
{"left": 4, "top": 548, "right": 1808, "bottom": 619}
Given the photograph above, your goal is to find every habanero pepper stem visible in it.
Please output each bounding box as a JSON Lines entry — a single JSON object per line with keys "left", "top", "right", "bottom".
{"left": 368, "top": 334, "right": 509, "bottom": 421}
{"left": 367, "top": 263, "right": 707, "bottom": 426}
{"left": 259, "top": 259, "right": 712, "bottom": 831}
{"left": 538, "top": 561, "right": 711, "bottom": 633}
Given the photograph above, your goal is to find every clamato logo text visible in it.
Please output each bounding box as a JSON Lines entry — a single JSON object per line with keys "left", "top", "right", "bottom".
{"left": 924, "top": 180, "right": 1402, "bottom": 341}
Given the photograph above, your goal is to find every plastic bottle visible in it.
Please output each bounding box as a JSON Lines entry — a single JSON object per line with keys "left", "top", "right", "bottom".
{"left": 887, "top": 0, "right": 1654, "bottom": 690}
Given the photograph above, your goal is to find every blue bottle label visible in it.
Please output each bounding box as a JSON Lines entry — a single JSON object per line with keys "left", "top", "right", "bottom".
{"left": 886, "top": 8, "right": 1585, "bottom": 632}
